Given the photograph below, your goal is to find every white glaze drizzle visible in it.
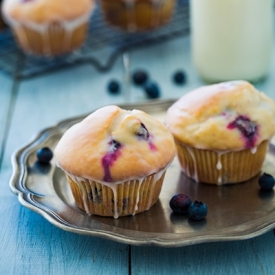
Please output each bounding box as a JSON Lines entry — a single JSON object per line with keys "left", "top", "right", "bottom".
{"left": 67, "top": 167, "right": 167, "bottom": 219}
{"left": 121, "top": 0, "right": 168, "bottom": 31}
{"left": 3, "top": 9, "right": 92, "bottom": 55}
{"left": 182, "top": 141, "right": 263, "bottom": 185}
{"left": 185, "top": 146, "right": 199, "bottom": 183}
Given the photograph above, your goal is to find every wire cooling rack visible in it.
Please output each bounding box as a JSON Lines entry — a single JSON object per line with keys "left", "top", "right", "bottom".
{"left": 0, "top": 0, "right": 189, "bottom": 79}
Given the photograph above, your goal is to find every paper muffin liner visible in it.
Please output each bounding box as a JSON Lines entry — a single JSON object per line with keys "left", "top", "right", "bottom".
{"left": 175, "top": 140, "right": 269, "bottom": 185}
{"left": 5, "top": 11, "right": 92, "bottom": 56}
{"left": 66, "top": 169, "right": 167, "bottom": 218}
{"left": 100, "top": 0, "right": 176, "bottom": 31}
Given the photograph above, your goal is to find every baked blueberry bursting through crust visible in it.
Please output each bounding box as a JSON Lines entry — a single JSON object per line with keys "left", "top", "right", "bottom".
{"left": 227, "top": 115, "right": 258, "bottom": 147}
{"left": 136, "top": 122, "right": 150, "bottom": 140}
{"left": 102, "top": 139, "right": 122, "bottom": 182}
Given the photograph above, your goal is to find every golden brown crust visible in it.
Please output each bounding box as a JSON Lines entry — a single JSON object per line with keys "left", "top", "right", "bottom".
{"left": 55, "top": 105, "right": 176, "bottom": 182}
{"left": 166, "top": 80, "right": 275, "bottom": 150}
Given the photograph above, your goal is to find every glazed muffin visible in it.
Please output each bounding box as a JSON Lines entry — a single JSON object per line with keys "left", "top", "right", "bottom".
{"left": 166, "top": 80, "right": 275, "bottom": 185}
{"left": 2, "top": 0, "right": 95, "bottom": 56}
{"left": 99, "top": 0, "right": 176, "bottom": 32}
{"left": 54, "top": 105, "right": 175, "bottom": 218}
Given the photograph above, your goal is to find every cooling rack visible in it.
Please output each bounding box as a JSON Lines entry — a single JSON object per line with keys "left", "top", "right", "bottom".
{"left": 0, "top": 0, "right": 189, "bottom": 79}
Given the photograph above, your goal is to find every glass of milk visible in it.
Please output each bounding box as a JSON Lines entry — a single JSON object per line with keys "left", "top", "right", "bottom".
{"left": 190, "top": 0, "right": 274, "bottom": 83}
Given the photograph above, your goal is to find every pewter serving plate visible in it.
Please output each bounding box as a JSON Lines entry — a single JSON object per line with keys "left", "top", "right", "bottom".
{"left": 10, "top": 100, "right": 275, "bottom": 247}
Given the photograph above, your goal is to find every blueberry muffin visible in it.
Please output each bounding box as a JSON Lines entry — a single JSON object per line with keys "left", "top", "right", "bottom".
{"left": 2, "top": 0, "right": 95, "bottom": 56}
{"left": 55, "top": 105, "right": 176, "bottom": 218}
{"left": 165, "top": 80, "right": 275, "bottom": 185}
{"left": 99, "top": 0, "right": 176, "bottom": 31}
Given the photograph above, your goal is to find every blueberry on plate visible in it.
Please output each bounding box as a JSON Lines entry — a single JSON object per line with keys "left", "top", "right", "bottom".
{"left": 258, "top": 173, "right": 275, "bottom": 190}
{"left": 107, "top": 80, "right": 120, "bottom": 94}
{"left": 169, "top": 194, "right": 192, "bottom": 214}
{"left": 173, "top": 70, "right": 187, "bottom": 85}
{"left": 144, "top": 81, "right": 160, "bottom": 99}
{"left": 132, "top": 69, "right": 149, "bottom": 86}
{"left": 188, "top": 200, "right": 208, "bottom": 220}
{"left": 36, "top": 147, "right": 53, "bottom": 164}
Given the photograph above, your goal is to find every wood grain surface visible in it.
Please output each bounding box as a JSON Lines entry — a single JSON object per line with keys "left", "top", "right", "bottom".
{"left": 1, "top": 31, "right": 275, "bottom": 275}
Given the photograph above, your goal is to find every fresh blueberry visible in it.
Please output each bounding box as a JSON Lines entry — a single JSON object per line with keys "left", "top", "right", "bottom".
{"left": 36, "top": 147, "right": 53, "bottom": 164}
{"left": 258, "top": 173, "right": 275, "bottom": 190}
{"left": 169, "top": 194, "right": 192, "bottom": 214}
{"left": 107, "top": 80, "right": 120, "bottom": 94}
{"left": 144, "top": 81, "right": 160, "bottom": 99}
{"left": 188, "top": 200, "right": 208, "bottom": 220}
{"left": 132, "top": 70, "right": 149, "bottom": 86}
{"left": 173, "top": 70, "right": 187, "bottom": 85}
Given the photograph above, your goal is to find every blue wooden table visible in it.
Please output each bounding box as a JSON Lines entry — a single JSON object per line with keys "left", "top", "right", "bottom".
{"left": 1, "top": 14, "right": 275, "bottom": 275}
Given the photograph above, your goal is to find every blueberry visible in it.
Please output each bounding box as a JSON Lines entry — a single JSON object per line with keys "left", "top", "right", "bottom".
{"left": 132, "top": 70, "right": 149, "bottom": 86}
{"left": 109, "top": 139, "right": 121, "bottom": 152}
{"left": 136, "top": 123, "right": 149, "bottom": 140}
{"left": 107, "top": 80, "right": 120, "bottom": 94}
{"left": 188, "top": 200, "right": 208, "bottom": 220}
{"left": 173, "top": 70, "right": 187, "bottom": 85}
{"left": 258, "top": 173, "right": 275, "bottom": 190}
{"left": 36, "top": 147, "right": 53, "bottom": 164}
{"left": 227, "top": 115, "right": 257, "bottom": 147}
{"left": 144, "top": 81, "right": 160, "bottom": 99}
{"left": 169, "top": 194, "right": 192, "bottom": 214}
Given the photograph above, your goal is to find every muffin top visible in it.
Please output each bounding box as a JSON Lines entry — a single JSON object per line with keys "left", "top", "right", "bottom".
{"left": 2, "top": 0, "right": 94, "bottom": 24}
{"left": 166, "top": 80, "right": 275, "bottom": 150}
{"left": 55, "top": 105, "right": 176, "bottom": 183}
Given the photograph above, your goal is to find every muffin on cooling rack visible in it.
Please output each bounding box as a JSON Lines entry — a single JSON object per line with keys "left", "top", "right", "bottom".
{"left": 0, "top": 0, "right": 7, "bottom": 30}
{"left": 2, "top": 0, "right": 95, "bottom": 56}
{"left": 99, "top": 0, "right": 176, "bottom": 31}
{"left": 166, "top": 80, "right": 275, "bottom": 185}
{"left": 54, "top": 105, "right": 176, "bottom": 218}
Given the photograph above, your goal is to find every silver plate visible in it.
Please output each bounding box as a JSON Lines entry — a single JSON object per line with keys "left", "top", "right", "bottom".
{"left": 10, "top": 99, "right": 275, "bottom": 247}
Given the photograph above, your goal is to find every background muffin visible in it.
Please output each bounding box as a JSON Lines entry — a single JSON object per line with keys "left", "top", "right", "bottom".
{"left": 99, "top": 0, "right": 176, "bottom": 31}
{"left": 55, "top": 105, "right": 175, "bottom": 218}
{"left": 2, "top": 0, "right": 95, "bottom": 56}
{"left": 166, "top": 80, "right": 275, "bottom": 185}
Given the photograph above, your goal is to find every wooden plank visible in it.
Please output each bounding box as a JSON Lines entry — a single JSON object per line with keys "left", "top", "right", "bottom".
{"left": 0, "top": 73, "right": 13, "bottom": 168}
{"left": 0, "top": 168, "right": 128, "bottom": 274}
{"left": 131, "top": 231, "right": 275, "bottom": 275}
{"left": 0, "top": 63, "right": 129, "bottom": 274}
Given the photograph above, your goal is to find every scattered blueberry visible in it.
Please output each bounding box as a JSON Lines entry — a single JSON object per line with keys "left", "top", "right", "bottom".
{"left": 36, "top": 147, "right": 53, "bottom": 164}
{"left": 169, "top": 194, "right": 192, "bottom": 214}
{"left": 258, "top": 173, "right": 275, "bottom": 190}
{"left": 107, "top": 80, "right": 120, "bottom": 94}
{"left": 188, "top": 200, "right": 208, "bottom": 221}
{"left": 173, "top": 70, "right": 187, "bottom": 85}
{"left": 132, "top": 69, "right": 149, "bottom": 86}
{"left": 144, "top": 81, "right": 160, "bottom": 99}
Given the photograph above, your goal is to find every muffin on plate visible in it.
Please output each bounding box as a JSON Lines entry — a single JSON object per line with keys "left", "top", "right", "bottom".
{"left": 2, "top": 0, "right": 95, "bottom": 56}
{"left": 54, "top": 105, "right": 175, "bottom": 218}
{"left": 99, "top": 0, "right": 176, "bottom": 32}
{"left": 165, "top": 80, "right": 275, "bottom": 185}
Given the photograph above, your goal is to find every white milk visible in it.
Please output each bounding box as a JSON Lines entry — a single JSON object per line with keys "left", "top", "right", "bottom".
{"left": 190, "top": 0, "right": 274, "bottom": 83}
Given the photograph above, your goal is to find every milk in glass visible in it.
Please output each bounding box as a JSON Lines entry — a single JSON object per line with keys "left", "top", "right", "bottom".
{"left": 191, "top": 0, "right": 273, "bottom": 83}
